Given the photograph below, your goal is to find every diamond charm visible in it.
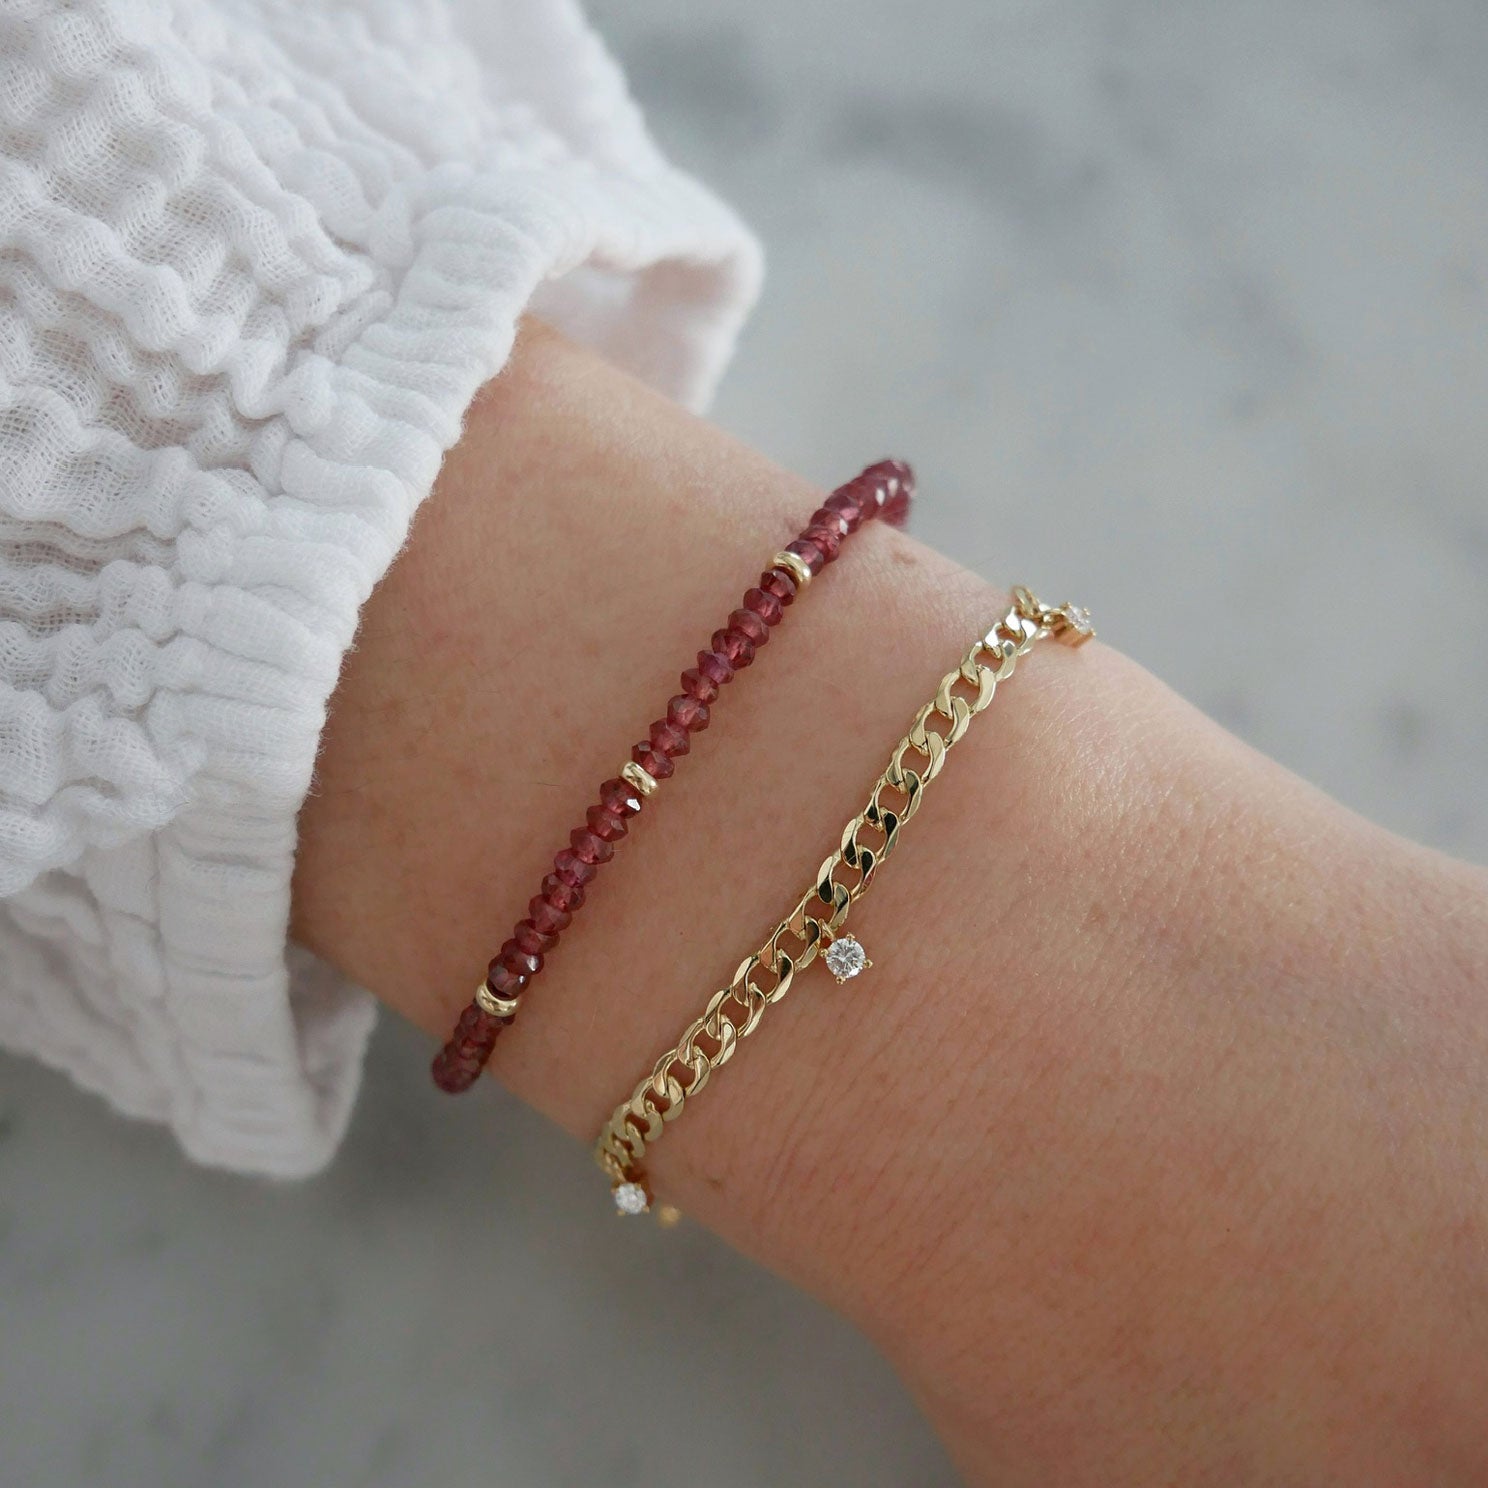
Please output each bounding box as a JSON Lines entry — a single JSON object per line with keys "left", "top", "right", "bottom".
{"left": 613, "top": 1181, "right": 650, "bottom": 1216}
{"left": 823, "top": 934, "right": 871, "bottom": 984}
{"left": 1058, "top": 603, "right": 1094, "bottom": 643}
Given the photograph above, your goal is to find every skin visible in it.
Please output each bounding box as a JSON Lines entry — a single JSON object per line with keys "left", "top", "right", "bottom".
{"left": 292, "top": 322, "right": 1488, "bottom": 1486}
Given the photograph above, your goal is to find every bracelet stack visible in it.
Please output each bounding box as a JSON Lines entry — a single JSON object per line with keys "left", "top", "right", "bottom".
{"left": 593, "top": 586, "right": 1094, "bottom": 1214}
{"left": 431, "top": 459, "right": 915, "bottom": 1094}
{"left": 426, "top": 451, "right": 1093, "bottom": 1228}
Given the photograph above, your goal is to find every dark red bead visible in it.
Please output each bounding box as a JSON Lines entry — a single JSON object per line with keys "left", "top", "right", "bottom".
{"left": 631, "top": 742, "right": 675, "bottom": 780}
{"left": 455, "top": 1004, "right": 499, "bottom": 1040}
{"left": 529, "top": 895, "right": 571, "bottom": 935}
{"left": 728, "top": 608, "right": 770, "bottom": 647}
{"left": 758, "top": 567, "right": 798, "bottom": 605}
{"left": 649, "top": 719, "right": 690, "bottom": 758}
{"left": 712, "top": 626, "right": 756, "bottom": 669}
{"left": 570, "top": 826, "right": 614, "bottom": 865}
{"left": 553, "top": 848, "right": 597, "bottom": 888}
{"left": 696, "top": 649, "right": 735, "bottom": 687}
{"left": 432, "top": 1001, "right": 510, "bottom": 1091}
{"left": 862, "top": 458, "right": 914, "bottom": 525}
{"left": 824, "top": 488, "right": 867, "bottom": 532}
{"left": 433, "top": 1022, "right": 499, "bottom": 1091}
{"left": 679, "top": 666, "right": 719, "bottom": 704}
{"left": 881, "top": 488, "right": 911, "bottom": 526}
{"left": 431, "top": 1058, "right": 469, "bottom": 1093}
{"left": 515, "top": 918, "right": 557, "bottom": 955}
{"left": 542, "top": 873, "right": 585, "bottom": 914}
{"left": 784, "top": 537, "right": 826, "bottom": 576}
{"left": 865, "top": 456, "right": 914, "bottom": 492}
{"left": 599, "top": 777, "right": 643, "bottom": 818}
{"left": 801, "top": 523, "right": 842, "bottom": 563}
{"left": 809, "top": 504, "right": 850, "bottom": 537}
{"left": 668, "top": 693, "right": 710, "bottom": 732}
{"left": 500, "top": 938, "right": 543, "bottom": 978}
{"left": 487, "top": 959, "right": 528, "bottom": 997}
{"left": 742, "top": 586, "right": 783, "bottom": 626}
{"left": 586, "top": 802, "right": 628, "bottom": 842}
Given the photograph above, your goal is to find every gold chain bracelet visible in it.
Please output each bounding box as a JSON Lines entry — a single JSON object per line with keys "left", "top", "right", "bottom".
{"left": 595, "top": 586, "right": 1094, "bottom": 1215}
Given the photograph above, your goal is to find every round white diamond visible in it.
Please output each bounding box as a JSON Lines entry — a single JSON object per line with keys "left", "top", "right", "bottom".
{"left": 613, "top": 1182, "right": 649, "bottom": 1216}
{"left": 824, "top": 935, "right": 867, "bottom": 981}
{"left": 1064, "top": 604, "right": 1092, "bottom": 632}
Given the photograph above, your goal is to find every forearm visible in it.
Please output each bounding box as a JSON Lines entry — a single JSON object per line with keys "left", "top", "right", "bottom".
{"left": 292, "top": 322, "right": 1488, "bottom": 1485}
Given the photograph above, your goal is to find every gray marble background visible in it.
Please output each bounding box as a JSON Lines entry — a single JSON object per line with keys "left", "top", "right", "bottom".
{"left": 3, "top": 2, "right": 1485, "bottom": 1484}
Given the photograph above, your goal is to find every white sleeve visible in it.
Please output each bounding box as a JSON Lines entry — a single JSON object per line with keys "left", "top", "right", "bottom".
{"left": 0, "top": 0, "right": 760, "bottom": 1176}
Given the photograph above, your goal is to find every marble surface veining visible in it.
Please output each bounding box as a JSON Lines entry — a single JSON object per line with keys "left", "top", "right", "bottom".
{"left": 3, "top": 3, "right": 1485, "bottom": 1484}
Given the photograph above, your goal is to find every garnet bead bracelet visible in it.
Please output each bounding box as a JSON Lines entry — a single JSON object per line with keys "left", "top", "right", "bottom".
{"left": 430, "top": 459, "right": 915, "bottom": 1094}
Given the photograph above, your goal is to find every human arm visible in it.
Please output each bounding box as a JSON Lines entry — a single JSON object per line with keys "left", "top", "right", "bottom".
{"left": 292, "top": 321, "right": 1488, "bottom": 1486}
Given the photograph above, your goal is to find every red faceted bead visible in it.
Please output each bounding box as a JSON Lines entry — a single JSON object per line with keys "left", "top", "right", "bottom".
{"left": 823, "top": 488, "right": 867, "bottom": 532}
{"left": 542, "top": 873, "right": 585, "bottom": 914}
{"left": 487, "top": 959, "right": 528, "bottom": 998}
{"left": 433, "top": 1015, "right": 501, "bottom": 1091}
{"left": 599, "top": 777, "right": 643, "bottom": 818}
{"left": 553, "top": 848, "right": 597, "bottom": 888}
{"left": 514, "top": 918, "right": 557, "bottom": 956}
{"left": 742, "top": 586, "right": 783, "bottom": 626}
{"left": 668, "top": 693, "right": 710, "bottom": 732}
{"left": 864, "top": 456, "right": 914, "bottom": 494}
{"left": 434, "top": 1035, "right": 496, "bottom": 1095}
{"left": 784, "top": 537, "right": 826, "bottom": 576}
{"left": 696, "top": 649, "right": 735, "bottom": 687}
{"left": 631, "top": 742, "right": 675, "bottom": 780}
{"left": 809, "top": 504, "right": 850, "bottom": 537}
{"left": 456, "top": 1004, "right": 499, "bottom": 1040}
{"left": 570, "top": 826, "right": 614, "bottom": 865}
{"left": 801, "top": 523, "right": 842, "bottom": 563}
{"left": 712, "top": 627, "right": 755, "bottom": 669}
{"left": 649, "top": 719, "right": 690, "bottom": 758}
{"left": 679, "top": 666, "right": 719, "bottom": 704}
{"left": 881, "top": 488, "right": 911, "bottom": 526}
{"left": 529, "top": 894, "right": 571, "bottom": 935}
{"left": 758, "top": 567, "right": 798, "bottom": 605}
{"left": 586, "top": 802, "right": 628, "bottom": 842}
{"left": 728, "top": 608, "right": 770, "bottom": 647}
{"left": 431, "top": 1058, "right": 469, "bottom": 1093}
{"left": 500, "top": 938, "right": 543, "bottom": 978}
{"left": 862, "top": 458, "right": 914, "bottom": 525}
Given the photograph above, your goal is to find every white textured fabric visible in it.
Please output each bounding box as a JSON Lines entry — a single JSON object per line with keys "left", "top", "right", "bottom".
{"left": 0, "top": 0, "right": 760, "bottom": 1175}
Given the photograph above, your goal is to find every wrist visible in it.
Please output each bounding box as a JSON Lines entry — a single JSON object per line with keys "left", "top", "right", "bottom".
{"left": 291, "top": 321, "right": 1488, "bottom": 1484}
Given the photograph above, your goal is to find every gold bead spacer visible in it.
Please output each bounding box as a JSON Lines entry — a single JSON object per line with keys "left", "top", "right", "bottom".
{"left": 771, "top": 549, "right": 813, "bottom": 589}
{"left": 621, "top": 760, "right": 658, "bottom": 798}
{"left": 474, "top": 982, "right": 521, "bottom": 1018}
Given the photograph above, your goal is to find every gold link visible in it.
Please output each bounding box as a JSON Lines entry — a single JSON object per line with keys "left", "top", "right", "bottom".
{"left": 593, "top": 590, "right": 1089, "bottom": 1207}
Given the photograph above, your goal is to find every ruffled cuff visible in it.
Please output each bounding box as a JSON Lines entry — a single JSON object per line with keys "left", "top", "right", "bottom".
{"left": 0, "top": 0, "right": 760, "bottom": 1175}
